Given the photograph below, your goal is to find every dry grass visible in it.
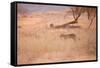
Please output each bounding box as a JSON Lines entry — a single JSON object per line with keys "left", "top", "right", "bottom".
{"left": 17, "top": 12, "right": 96, "bottom": 64}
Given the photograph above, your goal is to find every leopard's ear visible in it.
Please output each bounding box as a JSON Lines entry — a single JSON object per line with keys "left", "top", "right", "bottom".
{"left": 50, "top": 24, "right": 54, "bottom": 27}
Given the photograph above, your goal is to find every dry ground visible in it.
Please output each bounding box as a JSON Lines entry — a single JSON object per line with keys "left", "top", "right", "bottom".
{"left": 17, "top": 12, "right": 96, "bottom": 64}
